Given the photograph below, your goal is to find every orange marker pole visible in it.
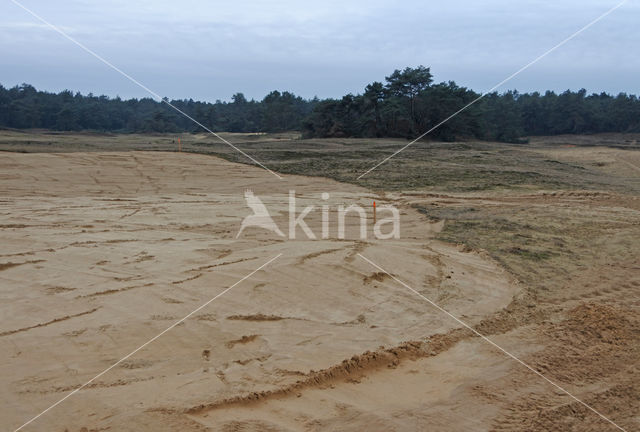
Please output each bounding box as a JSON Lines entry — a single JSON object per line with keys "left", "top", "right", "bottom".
{"left": 178, "top": 138, "right": 182, "bottom": 152}
{"left": 373, "top": 201, "right": 376, "bottom": 225}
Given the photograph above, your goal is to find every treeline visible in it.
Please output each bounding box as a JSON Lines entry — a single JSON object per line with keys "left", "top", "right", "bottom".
{"left": 1, "top": 66, "right": 639, "bottom": 142}
{"left": 0, "top": 85, "right": 316, "bottom": 133}
{"left": 302, "top": 66, "right": 640, "bottom": 142}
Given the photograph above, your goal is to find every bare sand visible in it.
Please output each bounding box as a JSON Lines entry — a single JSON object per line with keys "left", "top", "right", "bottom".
{"left": 1, "top": 151, "right": 637, "bottom": 431}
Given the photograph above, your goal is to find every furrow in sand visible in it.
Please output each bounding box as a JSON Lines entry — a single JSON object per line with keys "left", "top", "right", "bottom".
{"left": 0, "top": 307, "right": 100, "bottom": 337}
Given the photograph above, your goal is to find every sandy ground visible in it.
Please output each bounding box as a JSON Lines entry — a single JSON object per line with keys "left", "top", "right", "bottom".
{"left": 0, "top": 152, "right": 527, "bottom": 431}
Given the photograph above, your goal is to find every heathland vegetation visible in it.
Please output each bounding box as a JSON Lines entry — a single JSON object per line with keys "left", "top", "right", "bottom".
{"left": 2, "top": 66, "right": 639, "bottom": 142}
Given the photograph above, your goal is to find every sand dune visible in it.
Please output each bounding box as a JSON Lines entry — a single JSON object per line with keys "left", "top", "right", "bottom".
{"left": 5, "top": 150, "right": 636, "bottom": 431}
{"left": 0, "top": 151, "right": 525, "bottom": 431}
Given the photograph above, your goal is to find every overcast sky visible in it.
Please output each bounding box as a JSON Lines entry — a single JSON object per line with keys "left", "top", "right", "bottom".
{"left": 1, "top": 0, "right": 638, "bottom": 102}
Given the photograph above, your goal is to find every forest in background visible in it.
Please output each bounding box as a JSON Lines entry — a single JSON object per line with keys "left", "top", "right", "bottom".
{"left": 1, "top": 66, "right": 639, "bottom": 142}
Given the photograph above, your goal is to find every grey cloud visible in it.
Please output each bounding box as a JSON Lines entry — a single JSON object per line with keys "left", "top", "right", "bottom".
{"left": 0, "top": 0, "right": 637, "bottom": 100}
